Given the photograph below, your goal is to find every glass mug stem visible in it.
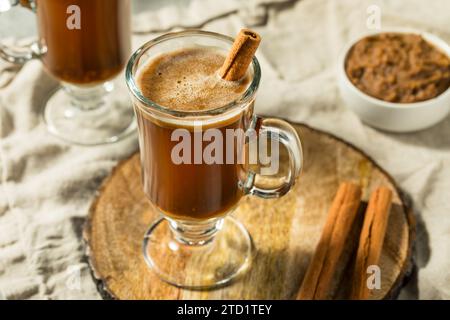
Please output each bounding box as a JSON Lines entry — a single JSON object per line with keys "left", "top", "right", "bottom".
{"left": 168, "top": 217, "right": 224, "bottom": 246}
{"left": 62, "top": 82, "right": 114, "bottom": 111}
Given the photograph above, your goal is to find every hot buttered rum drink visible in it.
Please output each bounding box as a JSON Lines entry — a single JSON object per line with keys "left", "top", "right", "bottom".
{"left": 36, "top": 0, "right": 131, "bottom": 84}
{"left": 135, "top": 47, "right": 252, "bottom": 220}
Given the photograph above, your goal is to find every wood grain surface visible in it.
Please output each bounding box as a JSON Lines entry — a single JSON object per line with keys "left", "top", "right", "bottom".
{"left": 83, "top": 122, "right": 415, "bottom": 300}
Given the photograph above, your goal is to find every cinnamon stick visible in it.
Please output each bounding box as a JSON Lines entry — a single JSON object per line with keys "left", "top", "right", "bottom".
{"left": 219, "top": 28, "right": 261, "bottom": 81}
{"left": 297, "top": 182, "right": 362, "bottom": 300}
{"left": 350, "top": 187, "right": 392, "bottom": 300}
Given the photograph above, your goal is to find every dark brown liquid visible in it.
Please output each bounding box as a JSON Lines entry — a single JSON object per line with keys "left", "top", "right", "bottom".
{"left": 36, "top": 0, "right": 131, "bottom": 85}
{"left": 135, "top": 47, "right": 252, "bottom": 220}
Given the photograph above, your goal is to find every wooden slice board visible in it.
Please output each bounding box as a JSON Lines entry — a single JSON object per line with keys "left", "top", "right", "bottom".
{"left": 83, "top": 122, "right": 415, "bottom": 300}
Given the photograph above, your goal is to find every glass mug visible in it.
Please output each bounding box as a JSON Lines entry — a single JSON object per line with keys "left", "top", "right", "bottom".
{"left": 126, "top": 30, "right": 303, "bottom": 288}
{"left": 0, "top": 0, "right": 135, "bottom": 145}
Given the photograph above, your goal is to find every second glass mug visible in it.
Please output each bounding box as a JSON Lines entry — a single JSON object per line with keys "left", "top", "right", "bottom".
{"left": 127, "top": 30, "right": 303, "bottom": 289}
{"left": 0, "top": 0, "right": 135, "bottom": 145}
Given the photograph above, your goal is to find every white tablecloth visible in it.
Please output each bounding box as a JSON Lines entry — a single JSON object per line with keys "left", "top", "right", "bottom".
{"left": 0, "top": 0, "right": 449, "bottom": 299}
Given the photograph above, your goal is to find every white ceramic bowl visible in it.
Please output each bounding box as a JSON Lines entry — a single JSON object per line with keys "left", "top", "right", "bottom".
{"left": 338, "top": 29, "right": 450, "bottom": 132}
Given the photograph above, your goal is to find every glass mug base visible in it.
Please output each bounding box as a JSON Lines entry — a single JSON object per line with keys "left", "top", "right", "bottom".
{"left": 43, "top": 80, "right": 136, "bottom": 145}
{"left": 143, "top": 216, "right": 253, "bottom": 289}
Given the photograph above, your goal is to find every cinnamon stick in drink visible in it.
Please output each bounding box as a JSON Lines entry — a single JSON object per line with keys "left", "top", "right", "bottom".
{"left": 350, "top": 187, "right": 392, "bottom": 300}
{"left": 297, "top": 182, "right": 362, "bottom": 300}
{"left": 219, "top": 28, "right": 261, "bottom": 81}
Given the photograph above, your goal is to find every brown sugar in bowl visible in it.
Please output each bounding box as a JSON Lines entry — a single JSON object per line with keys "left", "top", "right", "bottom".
{"left": 338, "top": 29, "right": 450, "bottom": 132}
{"left": 345, "top": 33, "right": 450, "bottom": 103}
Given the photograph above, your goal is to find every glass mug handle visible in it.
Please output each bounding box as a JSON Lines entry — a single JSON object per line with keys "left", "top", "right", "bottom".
{"left": 241, "top": 115, "right": 303, "bottom": 198}
{"left": 0, "top": 0, "right": 41, "bottom": 64}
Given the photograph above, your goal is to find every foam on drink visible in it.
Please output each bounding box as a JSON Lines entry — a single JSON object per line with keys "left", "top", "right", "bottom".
{"left": 137, "top": 47, "right": 251, "bottom": 112}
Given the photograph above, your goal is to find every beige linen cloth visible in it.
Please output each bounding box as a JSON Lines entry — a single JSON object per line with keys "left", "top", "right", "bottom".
{"left": 0, "top": 0, "right": 449, "bottom": 299}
